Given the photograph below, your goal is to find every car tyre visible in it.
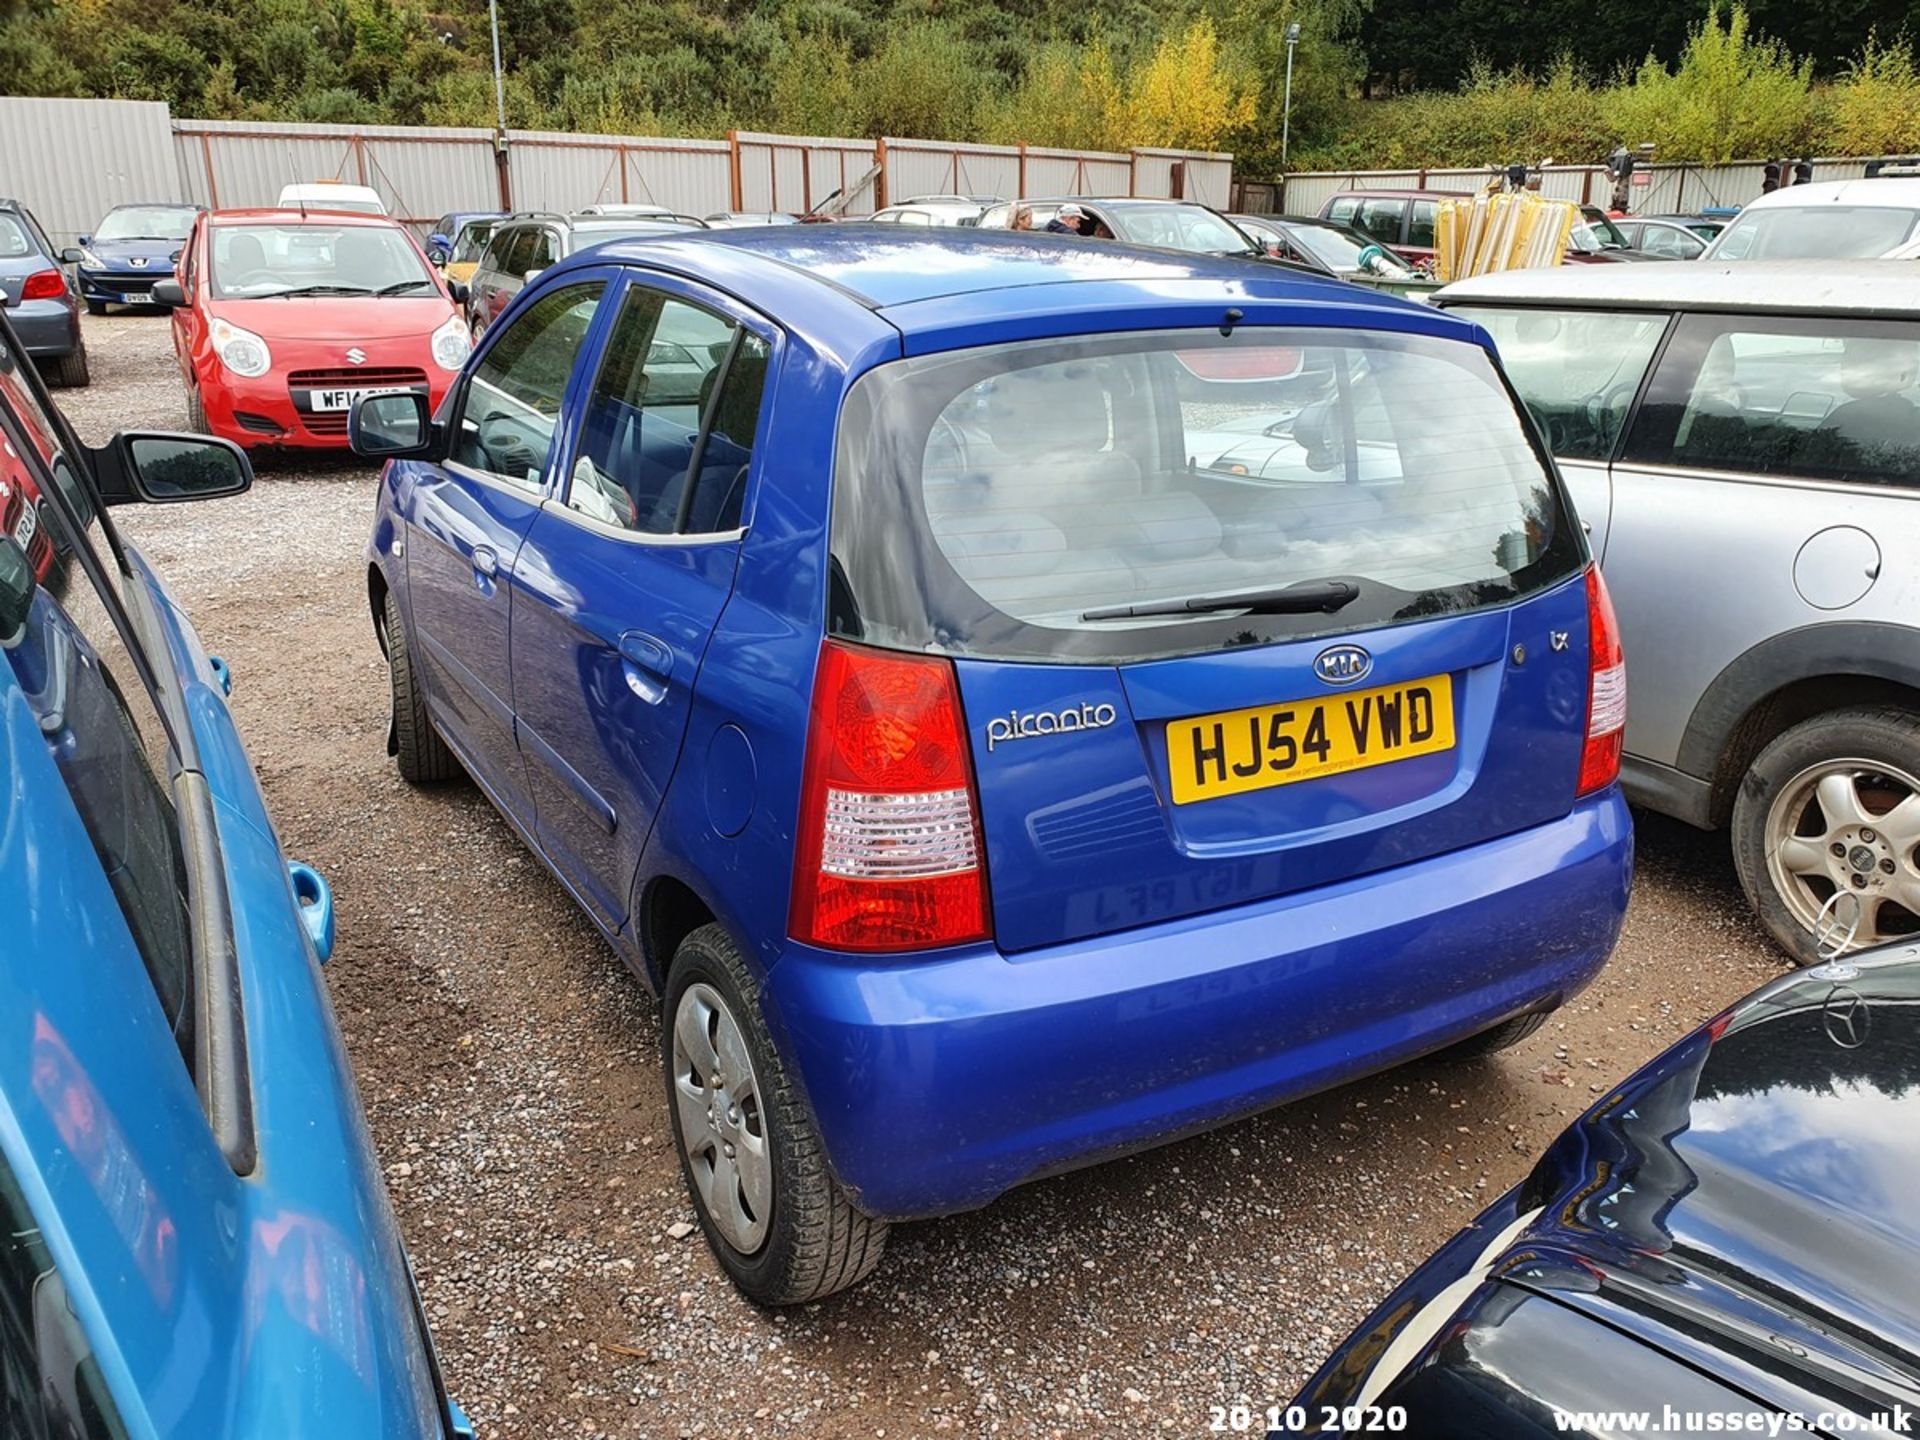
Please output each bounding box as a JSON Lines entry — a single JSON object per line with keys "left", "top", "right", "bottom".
{"left": 187, "top": 386, "right": 210, "bottom": 434}
{"left": 1438, "top": 1009, "right": 1549, "bottom": 1059}
{"left": 50, "top": 343, "right": 90, "bottom": 389}
{"left": 1732, "top": 706, "right": 1920, "bottom": 962}
{"left": 664, "top": 923, "right": 886, "bottom": 1305}
{"left": 84, "top": 299, "right": 108, "bottom": 317}
{"left": 382, "top": 590, "right": 460, "bottom": 784}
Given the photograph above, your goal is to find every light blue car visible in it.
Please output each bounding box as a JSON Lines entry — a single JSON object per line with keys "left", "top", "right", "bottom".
{"left": 0, "top": 309, "right": 472, "bottom": 1434}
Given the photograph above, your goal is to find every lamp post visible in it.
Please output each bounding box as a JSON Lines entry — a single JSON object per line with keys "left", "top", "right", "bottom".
{"left": 1282, "top": 21, "right": 1297, "bottom": 169}
{"left": 488, "top": 0, "right": 511, "bottom": 209}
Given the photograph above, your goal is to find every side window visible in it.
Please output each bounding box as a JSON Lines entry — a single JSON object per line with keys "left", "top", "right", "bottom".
{"left": 1451, "top": 306, "right": 1668, "bottom": 461}
{"left": 0, "top": 376, "right": 194, "bottom": 1069}
{"left": 496, "top": 227, "right": 533, "bottom": 278}
{"left": 0, "top": 1149, "right": 127, "bottom": 1438}
{"left": 450, "top": 281, "right": 607, "bottom": 491}
{"left": 1356, "top": 199, "right": 1407, "bottom": 245}
{"left": 1326, "top": 197, "right": 1360, "bottom": 228}
{"left": 1624, "top": 313, "right": 1920, "bottom": 486}
{"left": 568, "top": 287, "right": 768, "bottom": 535}
{"left": 1643, "top": 226, "right": 1701, "bottom": 260}
{"left": 527, "top": 229, "right": 558, "bottom": 272}
{"left": 1407, "top": 200, "right": 1439, "bottom": 250}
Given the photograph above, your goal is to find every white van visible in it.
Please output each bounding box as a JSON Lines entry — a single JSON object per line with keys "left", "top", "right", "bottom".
{"left": 1705, "top": 177, "right": 1920, "bottom": 259}
{"left": 276, "top": 182, "right": 387, "bottom": 216}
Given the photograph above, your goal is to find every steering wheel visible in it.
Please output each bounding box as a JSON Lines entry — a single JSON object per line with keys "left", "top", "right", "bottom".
{"left": 1585, "top": 380, "right": 1644, "bottom": 446}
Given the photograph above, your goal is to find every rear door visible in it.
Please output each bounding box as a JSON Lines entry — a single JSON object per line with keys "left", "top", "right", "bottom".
{"left": 830, "top": 324, "right": 1594, "bottom": 951}
{"left": 509, "top": 273, "right": 771, "bottom": 929}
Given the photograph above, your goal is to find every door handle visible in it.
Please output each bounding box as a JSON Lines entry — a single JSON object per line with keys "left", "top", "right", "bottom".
{"left": 618, "top": 630, "right": 673, "bottom": 703}
{"left": 471, "top": 544, "right": 498, "bottom": 579}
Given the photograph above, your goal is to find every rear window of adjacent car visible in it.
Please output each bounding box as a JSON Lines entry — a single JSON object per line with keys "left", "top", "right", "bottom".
{"left": 829, "top": 326, "right": 1583, "bottom": 663}
{"left": 1446, "top": 306, "right": 1670, "bottom": 461}
{"left": 1712, "top": 205, "right": 1920, "bottom": 259}
{"left": 0, "top": 214, "right": 36, "bottom": 259}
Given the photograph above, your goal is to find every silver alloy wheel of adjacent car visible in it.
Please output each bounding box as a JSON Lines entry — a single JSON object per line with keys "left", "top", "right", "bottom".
{"left": 1765, "top": 757, "right": 1920, "bottom": 948}
{"left": 671, "top": 981, "right": 773, "bottom": 1254}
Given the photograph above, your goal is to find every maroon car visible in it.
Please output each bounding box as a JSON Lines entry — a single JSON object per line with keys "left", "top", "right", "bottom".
{"left": 1320, "top": 189, "right": 1659, "bottom": 267}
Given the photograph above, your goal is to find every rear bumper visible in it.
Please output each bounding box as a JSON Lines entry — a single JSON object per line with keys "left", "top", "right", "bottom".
{"left": 11, "top": 300, "right": 79, "bottom": 358}
{"left": 764, "top": 789, "right": 1633, "bottom": 1220}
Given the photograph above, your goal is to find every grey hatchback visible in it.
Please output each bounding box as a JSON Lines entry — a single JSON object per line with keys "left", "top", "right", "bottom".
{"left": 0, "top": 198, "right": 88, "bottom": 387}
{"left": 1438, "top": 260, "right": 1920, "bottom": 959}
{"left": 465, "top": 212, "right": 704, "bottom": 337}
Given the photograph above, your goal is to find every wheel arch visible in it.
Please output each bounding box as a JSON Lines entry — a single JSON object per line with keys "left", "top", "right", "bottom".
{"left": 1679, "top": 622, "right": 1920, "bottom": 827}
{"left": 367, "top": 562, "right": 391, "bottom": 656}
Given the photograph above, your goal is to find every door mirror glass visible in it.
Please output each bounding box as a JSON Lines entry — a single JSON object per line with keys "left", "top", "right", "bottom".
{"left": 59, "top": 246, "right": 84, "bottom": 265}
{"left": 349, "top": 390, "right": 433, "bottom": 458}
{"left": 151, "top": 279, "right": 184, "bottom": 307}
{"left": 121, "top": 433, "right": 252, "bottom": 501}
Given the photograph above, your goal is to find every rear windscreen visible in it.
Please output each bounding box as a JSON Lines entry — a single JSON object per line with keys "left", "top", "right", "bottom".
{"left": 829, "top": 327, "right": 1583, "bottom": 662}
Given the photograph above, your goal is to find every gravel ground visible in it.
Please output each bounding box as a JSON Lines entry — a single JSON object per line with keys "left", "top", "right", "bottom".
{"left": 62, "top": 312, "right": 1789, "bottom": 1440}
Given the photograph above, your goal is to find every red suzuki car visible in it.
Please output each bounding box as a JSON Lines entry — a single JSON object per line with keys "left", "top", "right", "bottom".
{"left": 156, "top": 208, "right": 469, "bottom": 449}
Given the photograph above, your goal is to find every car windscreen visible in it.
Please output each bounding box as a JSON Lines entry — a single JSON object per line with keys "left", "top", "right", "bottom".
{"left": 1712, "top": 204, "right": 1920, "bottom": 258}
{"left": 209, "top": 224, "right": 436, "bottom": 298}
{"left": 451, "top": 220, "right": 497, "bottom": 263}
{"left": 95, "top": 206, "right": 197, "bottom": 242}
{"left": 1107, "top": 206, "right": 1260, "bottom": 256}
{"left": 829, "top": 326, "right": 1583, "bottom": 663}
{"left": 1288, "top": 223, "right": 1414, "bottom": 274}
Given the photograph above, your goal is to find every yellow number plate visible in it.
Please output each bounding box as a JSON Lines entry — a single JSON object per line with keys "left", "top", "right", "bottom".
{"left": 1166, "top": 674, "right": 1455, "bottom": 805}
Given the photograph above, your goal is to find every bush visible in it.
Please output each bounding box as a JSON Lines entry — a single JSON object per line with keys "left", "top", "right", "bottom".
{"left": 1115, "top": 17, "right": 1257, "bottom": 152}
{"left": 1826, "top": 33, "right": 1920, "bottom": 157}
{"left": 1605, "top": 5, "right": 1814, "bottom": 164}
{"left": 850, "top": 21, "right": 989, "bottom": 140}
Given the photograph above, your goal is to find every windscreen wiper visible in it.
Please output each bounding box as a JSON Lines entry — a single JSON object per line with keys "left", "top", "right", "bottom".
{"left": 264, "top": 284, "right": 374, "bottom": 298}
{"left": 1082, "top": 579, "right": 1361, "bottom": 621}
{"left": 376, "top": 279, "right": 436, "bottom": 295}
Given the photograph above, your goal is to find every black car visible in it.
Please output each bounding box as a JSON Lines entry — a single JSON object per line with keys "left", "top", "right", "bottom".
{"left": 465, "top": 211, "right": 706, "bottom": 336}
{"left": 0, "top": 198, "right": 87, "bottom": 387}
{"left": 1287, "top": 938, "right": 1920, "bottom": 1436}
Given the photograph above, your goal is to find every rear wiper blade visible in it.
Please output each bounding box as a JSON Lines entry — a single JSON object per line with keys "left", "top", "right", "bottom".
{"left": 1082, "top": 579, "right": 1361, "bottom": 621}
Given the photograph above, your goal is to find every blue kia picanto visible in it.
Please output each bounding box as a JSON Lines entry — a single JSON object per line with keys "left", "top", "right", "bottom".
{"left": 0, "top": 315, "right": 471, "bottom": 1434}
{"left": 350, "top": 226, "right": 1634, "bottom": 1305}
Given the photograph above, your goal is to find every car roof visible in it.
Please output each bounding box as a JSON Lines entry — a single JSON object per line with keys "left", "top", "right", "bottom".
{"left": 559, "top": 226, "right": 1474, "bottom": 333}
{"left": 1738, "top": 177, "right": 1920, "bottom": 211}
{"left": 1436, "top": 259, "right": 1920, "bottom": 316}
{"left": 209, "top": 206, "right": 403, "bottom": 228}
{"left": 1323, "top": 188, "right": 1474, "bottom": 201}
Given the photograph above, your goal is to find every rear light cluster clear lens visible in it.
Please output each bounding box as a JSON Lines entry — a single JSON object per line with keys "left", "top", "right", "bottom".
{"left": 1577, "top": 564, "right": 1626, "bottom": 796}
{"left": 790, "top": 641, "right": 990, "bottom": 952}
{"left": 19, "top": 269, "right": 65, "bottom": 302}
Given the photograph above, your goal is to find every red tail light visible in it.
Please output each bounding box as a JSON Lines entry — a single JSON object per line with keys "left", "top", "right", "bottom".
{"left": 789, "top": 640, "right": 991, "bottom": 952}
{"left": 1577, "top": 564, "right": 1626, "bottom": 796}
{"left": 19, "top": 269, "right": 65, "bottom": 302}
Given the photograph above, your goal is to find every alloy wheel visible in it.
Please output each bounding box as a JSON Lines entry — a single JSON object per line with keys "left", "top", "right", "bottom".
{"left": 1765, "top": 757, "right": 1920, "bottom": 949}
{"left": 670, "top": 982, "right": 772, "bottom": 1254}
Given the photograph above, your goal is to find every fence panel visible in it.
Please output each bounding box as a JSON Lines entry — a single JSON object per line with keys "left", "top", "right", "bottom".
{"left": 1129, "top": 148, "right": 1233, "bottom": 206}
{"left": 175, "top": 119, "right": 499, "bottom": 226}
{"left": 886, "top": 141, "right": 1021, "bottom": 203}
{"left": 0, "top": 97, "right": 183, "bottom": 244}
{"left": 507, "top": 132, "right": 731, "bottom": 215}
{"left": 733, "top": 134, "right": 880, "bottom": 215}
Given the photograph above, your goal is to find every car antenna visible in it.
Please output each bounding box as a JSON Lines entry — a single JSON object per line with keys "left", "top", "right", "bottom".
{"left": 285, "top": 145, "right": 307, "bottom": 218}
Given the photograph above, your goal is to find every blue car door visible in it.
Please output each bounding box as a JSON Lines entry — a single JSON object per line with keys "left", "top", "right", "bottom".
{"left": 507, "top": 273, "right": 773, "bottom": 930}
{"left": 400, "top": 278, "right": 611, "bottom": 809}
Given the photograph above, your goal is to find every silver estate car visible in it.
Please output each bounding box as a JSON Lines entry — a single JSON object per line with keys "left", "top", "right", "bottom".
{"left": 1438, "top": 261, "right": 1920, "bottom": 959}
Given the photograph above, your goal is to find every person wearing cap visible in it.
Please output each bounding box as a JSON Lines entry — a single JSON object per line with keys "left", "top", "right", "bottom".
{"left": 1045, "top": 203, "right": 1088, "bottom": 235}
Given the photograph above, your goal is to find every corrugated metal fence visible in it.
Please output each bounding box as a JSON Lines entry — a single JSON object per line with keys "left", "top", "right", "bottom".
{"left": 1267, "top": 157, "right": 1897, "bottom": 218}
{"left": 0, "top": 96, "right": 1234, "bottom": 242}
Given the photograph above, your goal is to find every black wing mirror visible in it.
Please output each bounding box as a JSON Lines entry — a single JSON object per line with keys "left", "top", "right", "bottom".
{"left": 151, "top": 279, "right": 185, "bottom": 307}
{"left": 348, "top": 390, "right": 436, "bottom": 459}
{"left": 447, "top": 278, "right": 469, "bottom": 306}
{"left": 91, "top": 432, "right": 253, "bottom": 506}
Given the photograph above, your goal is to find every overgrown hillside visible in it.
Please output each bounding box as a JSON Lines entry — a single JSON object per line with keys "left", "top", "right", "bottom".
{"left": 6, "top": 0, "right": 1920, "bottom": 174}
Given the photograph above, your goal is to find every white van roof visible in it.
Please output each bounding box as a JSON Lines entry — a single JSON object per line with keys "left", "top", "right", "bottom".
{"left": 276, "top": 183, "right": 387, "bottom": 214}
